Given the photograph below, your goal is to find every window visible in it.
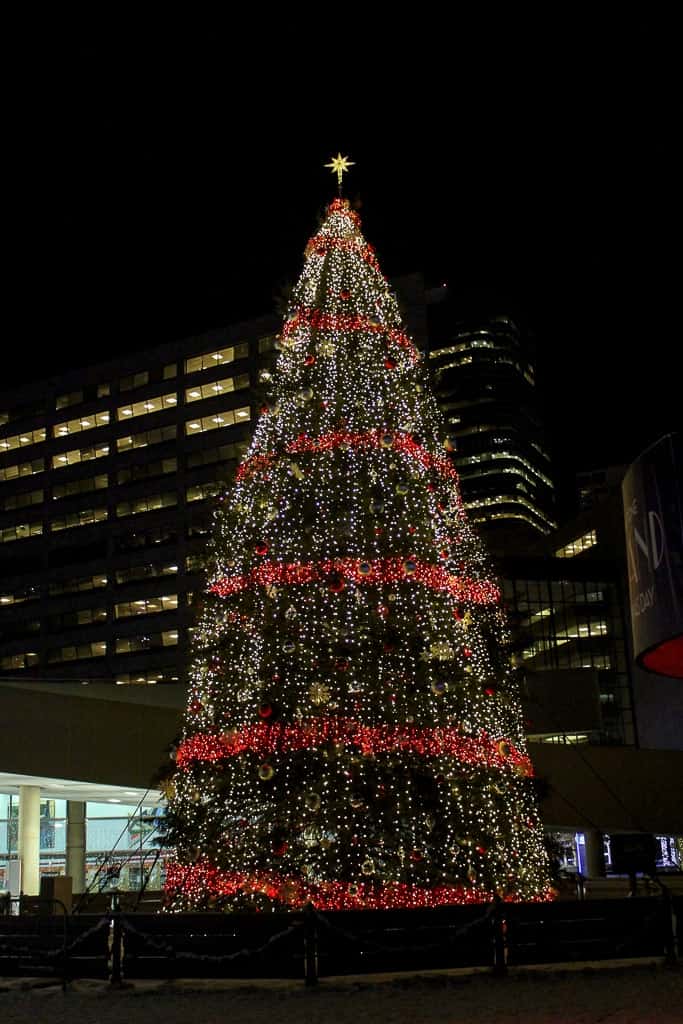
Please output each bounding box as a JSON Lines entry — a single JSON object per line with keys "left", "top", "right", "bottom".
{"left": 185, "top": 406, "right": 250, "bottom": 435}
{"left": 185, "top": 343, "right": 249, "bottom": 374}
{"left": 1, "top": 651, "right": 39, "bottom": 670}
{"left": 117, "top": 457, "right": 177, "bottom": 484}
{"left": 186, "top": 441, "right": 248, "bottom": 469}
{"left": 116, "top": 425, "right": 176, "bottom": 452}
{"left": 186, "top": 481, "right": 223, "bottom": 503}
{"left": 47, "top": 641, "right": 107, "bottom": 663}
{"left": 555, "top": 531, "right": 598, "bottom": 559}
{"left": 97, "top": 383, "right": 111, "bottom": 398}
{"left": 258, "top": 336, "right": 276, "bottom": 354}
{"left": 114, "top": 527, "right": 177, "bottom": 553}
{"left": 0, "top": 427, "right": 47, "bottom": 453}
{"left": 55, "top": 390, "right": 84, "bottom": 410}
{"left": 116, "top": 393, "right": 176, "bottom": 421}
{"left": 53, "top": 411, "right": 110, "bottom": 438}
{"left": 116, "top": 670, "right": 180, "bottom": 685}
{"left": 48, "top": 574, "right": 108, "bottom": 596}
{"left": 50, "top": 508, "right": 108, "bottom": 532}
{"left": 48, "top": 607, "right": 107, "bottom": 630}
{"left": 114, "top": 630, "right": 178, "bottom": 653}
{"left": 163, "top": 363, "right": 177, "bottom": 380}
{"left": 52, "top": 443, "right": 110, "bottom": 469}
{"left": 185, "top": 373, "right": 249, "bottom": 403}
{"left": 114, "top": 594, "right": 178, "bottom": 619}
{"left": 0, "top": 585, "right": 41, "bottom": 605}
{"left": 52, "top": 474, "right": 108, "bottom": 500}
{"left": 185, "top": 554, "right": 204, "bottom": 572}
{"left": 0, "top": 489, "right": 43, "bottom": 512}
{"left": 0, "top": 522, "right": 43, "bottom": 543}
{"left": 115, "top": 563, "right": 178, "bottom": 585}
{"left": 120, "top": 371, "right": 149, "bottom": 392}
{"left": 0, "top": 457, "right": 45, "bottom": 481}
{"left": 115, "top": 493, "right": 177, "bottom": 517}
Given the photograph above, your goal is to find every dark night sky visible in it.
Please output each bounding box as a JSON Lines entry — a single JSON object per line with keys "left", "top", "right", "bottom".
{"left": 8, "top": 41, "right": 678, "bottom": 511}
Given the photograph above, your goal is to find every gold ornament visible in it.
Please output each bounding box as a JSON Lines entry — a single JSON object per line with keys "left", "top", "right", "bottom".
{"left": 309, "top": 682, "right": 331, "bottom": 705}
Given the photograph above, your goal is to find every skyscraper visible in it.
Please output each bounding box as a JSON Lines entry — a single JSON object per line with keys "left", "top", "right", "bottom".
{"left": 426, "top": 304, "right": 556, "bottom": 548}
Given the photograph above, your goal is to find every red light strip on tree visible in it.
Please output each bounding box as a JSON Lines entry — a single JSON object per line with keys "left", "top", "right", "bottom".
{"left": 164, "top": 862, "right": 552, "bottom": 909}
{"left": 210, "top": 557, "right": 499, "bottom": 604}
{"left": 282, "top": 307, "right": 420, "bottom": 362}
{"left": 304, "top": 232, "right": 380, "bottom": 271}
{"left": 175, "top": 718, "right": 533, "bottom": 775}
{"left": 236, "top": 429, "right": 459, "bottom": 483}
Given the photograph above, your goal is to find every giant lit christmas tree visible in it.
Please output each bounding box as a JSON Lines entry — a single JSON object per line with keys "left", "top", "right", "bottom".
{"left": 163, "top": 158, "right": 552, "bottom": 911}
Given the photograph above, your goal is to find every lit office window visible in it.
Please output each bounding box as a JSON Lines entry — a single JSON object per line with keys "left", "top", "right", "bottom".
{"left": 0, "top": 457, "right": 45, "bottom": 481}
{"left": 55, "top": 390, "right": 84, "bottom": 410}
{"left": 120, "top": 371, "right": 149, "bottom": 392}
{"left": 117, "top": 457, "right": 177, "bottom": 484}
{"left": 47, "top": 641, "right": 107, "bottom": 663}
{"left": 185, "top": 407, "right": 250, "bottom": 435}
{"left": 186, "top": 481, "right": 223, "bottom": 503}
{"left": 0, "top": 585, "right": 40, "bottom": 605}
{"left": 50, "top": 508, "right": 108, "bottom": 532}
{"left": 53, "top": 411, "right": 110, "bottom": 438}
{"left": 48, "top": 574, "right": 108, "bottom": 596}
{"left": 115, "top": 563, "right": 178, "bottom": 584}
{"left": 185, "top": 343, "right": 249, "bottom": 374}
{"left": 114, "top": 594, "right": 178, "bottom": 619}
{"left": 185, "top": 374, "right": 249, "bottom": 404}
{"left": 116, "top": 493, "right": 178, "bottom": 517}
{"left": 97, "top": 383, "right": 111, "bottom": 398}
{"left": 115, "top": 630, "right": 178, "bottom": 653}
{"left": 52, "top": 443, "right": 110, "bottom": 469}
{"left": 116, "top": 670, "right": 180, "bottom": 685}
{"left": 116, "top": 393, "right": 177, "bottom": 421}
{"left": 116, "top": 424, "right": 176, "bottom": 452}
{"left": 0, "top": 652, "right": 39, "bottom": 670}
{"left": 52, "top": 474, "right": 108, "bottom": 500}
{"left": 0, "top": 427, "right": 47, "bottom": 452}
{"left": 163, "top": 363, "right": 177, "bottom": 380}
{"left": 555, "top": 531, "right": 598, "bottom": 559}
{"left": 0, "top": 522, "right": 43, "bottom": 543}
{"left": 0, "top": 489, "right": 43, "bottom": 512}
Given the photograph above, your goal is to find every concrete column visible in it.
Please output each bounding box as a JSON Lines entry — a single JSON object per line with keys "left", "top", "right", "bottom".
{"left": 18, "top": 785, "right": 41, "bottom": 895}
{"left": 66, "top": 800, "right": 87, "bottom": 894}
{"left": 583, "top": 828, "right": 606, "bottom": 878}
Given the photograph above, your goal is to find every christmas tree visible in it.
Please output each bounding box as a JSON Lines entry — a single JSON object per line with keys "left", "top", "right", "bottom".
{"left": 162, "top": 161, "right": 551, "bottom": 911}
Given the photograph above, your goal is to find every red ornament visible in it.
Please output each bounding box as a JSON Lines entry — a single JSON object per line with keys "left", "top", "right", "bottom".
{"left": 260, "top": 404, "right": 270, "bottom": 415}
{"left": 329, "top": 574, "right": 346, "bottom": 593}
{"left": 410, "top": 849, "right": 423, "bottom": 862}
{"left": 258, "top": 703, "right": 273, "bottom": 719}
{"left": 304, "top": 354, "right": 316, "bottom": 366}
{"left": 335, "top": 658, "right": 349, "bottom": 672}
{"left": 272, "top": 840, "right": 288, "bottom": 857}
{"left": 463, "top": 647, "right": 472, "bottom": 658}
{"left": 439, "top": 549, "right": 449, "bottom": 560}
{"left": 254, "top": 540, "right": 269, "bottom": 556}
{"left": 408, "top": 525, "right": 416, "bottom": 534}
{"left": 484, "top": 686, "right": 496, "bottom": 697}
{"left": 340, "top": 288, "right": 351, "bottom": 300}
{"left": 384, "top": 357, "right": 397, "bottom": 370}
{"left": 475, "top": 844, "right": 487, "bottom": 855}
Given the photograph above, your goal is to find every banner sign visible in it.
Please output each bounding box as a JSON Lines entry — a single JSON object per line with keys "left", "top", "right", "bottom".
{"left": 622, "top": 433, "right": 682, "bottom": 678}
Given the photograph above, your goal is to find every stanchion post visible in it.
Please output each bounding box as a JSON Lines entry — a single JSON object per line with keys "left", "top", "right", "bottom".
{"left": 109, "top": 891, "right": 124, "bottom": 987}
{"left": 661, "top": 885, "right": 678, "bottom": 966}
{"left": 303, "top": 902, "right": 319, "bottom": 987}
{"left": 492, "top": 895, "right": 508, "bottom": 977}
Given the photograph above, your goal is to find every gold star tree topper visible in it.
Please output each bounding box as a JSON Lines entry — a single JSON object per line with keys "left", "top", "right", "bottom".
{"left": 325, "top": 152, "right": 355, "bottom": 193}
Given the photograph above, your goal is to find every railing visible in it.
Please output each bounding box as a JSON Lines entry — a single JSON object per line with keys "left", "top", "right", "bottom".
{"left": 0, "top": 891, "right": 678, "bottom": 987}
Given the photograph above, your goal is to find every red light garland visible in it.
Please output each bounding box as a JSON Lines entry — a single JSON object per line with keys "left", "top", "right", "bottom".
{"left": 175, "top": 717, "right": 533, "bottom": 776}
{"left": 164, "top": 861, "right": 553, "bottom": 910}
{"left": 210, "top": 556, "right": 499, "bottom": 604}
{"left": 281, "top": 307, "right": 420, "bottom": 363}
{"left": 236, "top": 429, "right": 459, "bottom": 484}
